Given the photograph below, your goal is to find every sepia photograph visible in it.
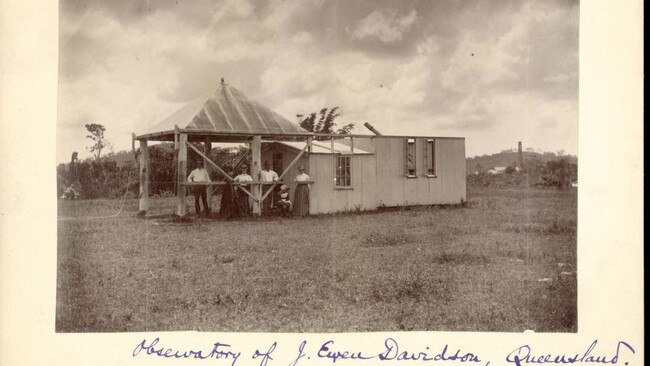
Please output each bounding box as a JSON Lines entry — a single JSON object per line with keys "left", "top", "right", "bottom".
{"left": 56, "top": 0, "right": 579, "bottom": 333}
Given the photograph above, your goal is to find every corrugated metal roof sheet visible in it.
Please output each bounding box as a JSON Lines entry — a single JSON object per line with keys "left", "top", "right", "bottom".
{"left": 267, "top": 140, "right": 372, "bottom": 155}
{"left": 142, "top": 83, "right": 310, "bottom": 136}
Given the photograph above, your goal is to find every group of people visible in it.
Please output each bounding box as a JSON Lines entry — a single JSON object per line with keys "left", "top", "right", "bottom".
{"left": 187, "top": 160, "right": 310, "bottom": 218}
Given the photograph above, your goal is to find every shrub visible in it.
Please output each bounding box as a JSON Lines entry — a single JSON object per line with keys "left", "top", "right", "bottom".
{"left": 56, "top": 144, "right": 250, "bottom": 199}
{"left": 540, "top": 158, "right": 577, "bottom": 189}
{"left": 60, "top": 185, "right": 80, "bottom": 200}
{"left": 153, "top": 190, "right": 175, "bottom": 199}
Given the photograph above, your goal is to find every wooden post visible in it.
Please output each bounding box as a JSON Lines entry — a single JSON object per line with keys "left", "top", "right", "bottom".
{"left": 176, "top": 134, "right": 188, "bottom": 217}
{"left": 204, "top": 137, "right": 213, "bottom": 211}
{"left": 251, "top": 135, "right": 262, "bottom": 215}
{"left": 331, "top": 137, "right": 336, "bottom": 187}
{"left": 307, "top": 137, "right": 313, "bottom": 215}
{"left": 260, "top": 137, "right": 312, "bottom": 203}
{"left": 186, "top": 143, "right": 258, "bottom": 202}
{"left": 174, "top": 125, "right": 180, "bottom": 150}
{"left": 138, "top": 139, "right": 149, "bottom": 216}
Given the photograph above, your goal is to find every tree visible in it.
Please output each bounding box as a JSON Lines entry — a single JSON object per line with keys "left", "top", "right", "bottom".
{"left": 298, "top": 107, "right": 355, "bottom": 140}
{"left": 541, "top": 158, "right": 577, "bottom": 189}
{"left": 85, "top": 123, "right": 112, "bottom": 161}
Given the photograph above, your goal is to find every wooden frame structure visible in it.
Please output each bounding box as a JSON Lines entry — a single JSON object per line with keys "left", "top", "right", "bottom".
{"left": 132, "top": 82, "right": 464, "bottom": 218}
{"left": 134, "top": 128, "right": 465, "bottom": 218}
{"left": 134, "top": 125, "right": 317, "bottom": 217}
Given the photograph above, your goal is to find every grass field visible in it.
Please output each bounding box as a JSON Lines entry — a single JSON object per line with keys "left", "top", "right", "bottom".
{"left": 56, "top": 186, "right": 577, "bottom": 333}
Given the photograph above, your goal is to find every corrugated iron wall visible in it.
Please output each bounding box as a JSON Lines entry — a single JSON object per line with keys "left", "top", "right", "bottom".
{"left": 373, "top": 137, "right": 466, "bottom": 208}
{"left": 261, "top": 137, "right": 466, "bottom": 214}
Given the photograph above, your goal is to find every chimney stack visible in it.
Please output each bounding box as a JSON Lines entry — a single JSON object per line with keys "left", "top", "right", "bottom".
{"left": 518, "top": 141, "right": 523, "bottom": 169}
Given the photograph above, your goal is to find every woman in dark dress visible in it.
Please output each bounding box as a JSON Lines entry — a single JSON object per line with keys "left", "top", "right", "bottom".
{"left": 233, "top": 165, "right": 253, "bottom": 216}
{"left": 293, "top": 166, "right": 310, "bottom": 216}
{"left": 219, "top": 181, "right": 240, "bottom": 219}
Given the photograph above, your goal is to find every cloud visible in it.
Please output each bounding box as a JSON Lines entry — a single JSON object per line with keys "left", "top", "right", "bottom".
{"left": 56, "top": 0, "right": 578, "bottom": 162}
{"left": 352, "top": 9, "right": 417, "bottom": 43}
{"left": 291, "top": 31, "right": 315, "bottom": 45}
{"left": 439, "top": 4, "right": 529, "bottom": 94}
{"left": 544, "top": 73, "right": 570, "bottom": 83}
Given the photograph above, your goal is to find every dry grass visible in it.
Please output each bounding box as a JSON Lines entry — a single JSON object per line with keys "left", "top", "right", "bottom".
{"left": 56, "top": 186, "right": 577, "bottom": 333}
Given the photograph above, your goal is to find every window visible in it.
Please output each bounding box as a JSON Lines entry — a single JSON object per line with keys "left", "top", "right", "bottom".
{"left": 405, "top": 138, "right": 416, "bottom": 176}
{"left": 335, "top": 155, "right": 351, "bottom": 187}
{"left": 425, "top": 139, "right": 436, "bottom": 176}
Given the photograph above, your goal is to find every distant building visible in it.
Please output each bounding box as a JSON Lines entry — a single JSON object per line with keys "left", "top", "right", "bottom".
{"left": 488, "top": 167, "right": 507, "bottom": 175}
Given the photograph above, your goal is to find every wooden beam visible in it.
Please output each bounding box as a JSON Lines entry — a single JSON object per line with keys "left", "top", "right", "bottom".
{"left": 214, "top": 150, "right": 250, "bottom": 190}
{"left": 260, "top": 137, "right": 312, "bottom": 203}
{"left": 182, "top": 182, "right": 229, "bottom": 186}
{"left": 250, "top": 135, "right": 262, "bottom": 215}
{"left": 278, "top": 137, "right": 311, "bottom": 181}
{"left": 231, "top": 150, "right": 250, "bottom": 173}
{"left": 187, "top": 142, "right": 234, "bottom": 182}
{"left": 308, "top": 140, "right": 337, "bottom": 153}
{"left": 183, "top": 181, "right": 299, "bottom": 186}
{"left": 135, "top": 129, "right": 466, "bottom": 142}
{"left": 138, "top": 139, "right": 149, "bottom": 215}
{"left": 186, "top": 142, "right": 258, "bottom": 202}
{"left": 204, "top": 137, "right": 213, "bottom": 210}
{"left": 331, "top": 137, "right": 336, "bottom": 188}
{"left": 176, "top": 134, "right": 188, "bottom": 216}
{"left": 174, "top": 125, "right": 180, "bottom": 150}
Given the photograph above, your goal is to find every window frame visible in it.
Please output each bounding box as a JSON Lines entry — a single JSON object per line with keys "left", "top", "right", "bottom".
{"left": 405, "top": 138, "right": 417, "bottom": 178}
{"left": 334, "top": 154, "right": 353, "bottom": 189}
{"left": 425, "top": 139, "right": 437, "bottom": 178}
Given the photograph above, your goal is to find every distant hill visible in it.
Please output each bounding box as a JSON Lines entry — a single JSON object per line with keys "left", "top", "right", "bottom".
{"left": 466, "top": 150, "right": 577, "bottom": 173}
{"left": 101, "top": 145, "right": 577, "bottom": 174}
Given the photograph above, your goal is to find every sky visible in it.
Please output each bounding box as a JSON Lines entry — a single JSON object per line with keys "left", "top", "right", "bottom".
{"left": 57, "top": 0, "right": 578, "bottom": 163}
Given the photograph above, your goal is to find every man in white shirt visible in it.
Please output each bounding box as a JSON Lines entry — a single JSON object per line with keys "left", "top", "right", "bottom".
{"left": 187, "top": 162, "right": 211, "bottom": 216}
{"left": 259, "top": 160, "right": 279, "bottom": 182}
{"left": 259, "top": 160, "right": 279, "bottom": 213}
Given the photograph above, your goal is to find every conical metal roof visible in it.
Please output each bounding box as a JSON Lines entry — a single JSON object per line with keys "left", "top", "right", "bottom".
{"left": 142, "top": 83, "right": 309, "bottom": 136}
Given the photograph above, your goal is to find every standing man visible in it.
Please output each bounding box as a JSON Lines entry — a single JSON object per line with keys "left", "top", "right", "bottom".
{"left": 187, "top": 161, "right": 211, "bottom": 217}
{"left": 259, "top": 160, "right": 279, "bottom": 214}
